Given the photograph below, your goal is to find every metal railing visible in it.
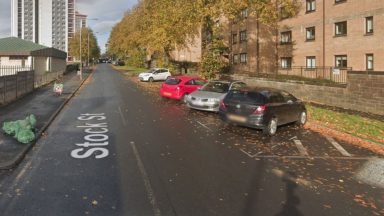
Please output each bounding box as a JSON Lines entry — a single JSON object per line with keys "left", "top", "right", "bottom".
{"left": 236, "top": 67, "right": 351, "bottom": 84}
{"left": 277, "top": 66, "right": 351, "bottom": 84}
{"left": 0, "top": 65, "right": 32, "bottom": 76}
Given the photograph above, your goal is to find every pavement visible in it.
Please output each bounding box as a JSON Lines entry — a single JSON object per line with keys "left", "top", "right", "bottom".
{"left": 0, "top": 69, "right": 92, "bottom": 169}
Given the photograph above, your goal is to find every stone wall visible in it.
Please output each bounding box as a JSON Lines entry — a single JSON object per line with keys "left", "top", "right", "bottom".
{"left": 232, "top": 71, "right": 384, "bottom": 115}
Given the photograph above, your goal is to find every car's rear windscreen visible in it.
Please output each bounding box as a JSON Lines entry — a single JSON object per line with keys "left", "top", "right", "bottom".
{"left": 165, "top": 78, "right": 181, "bottom": 85}
{"left": 226, "top": 90, "right": 266, "bottom": 104}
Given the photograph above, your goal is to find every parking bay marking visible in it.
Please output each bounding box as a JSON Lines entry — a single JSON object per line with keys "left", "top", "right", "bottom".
{"left": 293, "top": 139, "right": 309, "bottom": 156}
{"left": 130, "top": 141, "right": 161, "bottom": 216}
{"left": 326, "top": 137, "right": 352, "bottom": 157}
{"left": 196, "top": 121, "right": 213, "bottom": 132}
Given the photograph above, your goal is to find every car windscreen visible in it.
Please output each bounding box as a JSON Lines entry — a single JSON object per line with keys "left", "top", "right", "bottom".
{"left": 201, "top": 82, "right": 230, "bottom": 93}
{"left": 165, "top": 78, "right": 181, "bottom": 85}
{"left": 194, "top": 79, "right": 207, "bottom": 86}
{"left": 226, "top": 90, "right": 266, "bottom": 104}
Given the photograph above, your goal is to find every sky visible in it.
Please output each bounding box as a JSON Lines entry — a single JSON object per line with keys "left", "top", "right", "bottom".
{"left": 0, "top": 0, "right": 138, "bottom": 53}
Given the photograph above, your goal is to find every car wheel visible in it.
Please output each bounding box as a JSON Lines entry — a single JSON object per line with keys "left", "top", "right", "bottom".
{"left": 296, "top": 111, "right": 307, "bottom": 126}
{"left": 263, "top": 118, "right": 278, "bottom": 136}
{"left": 166, "top": 76, "right": 171, "bottom": 80}
{"left": 149, "top": 77, "right": 154, "bottom": 82}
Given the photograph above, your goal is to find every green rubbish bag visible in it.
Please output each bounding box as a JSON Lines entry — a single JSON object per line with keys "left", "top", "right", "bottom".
{"left": 2, "top": 114, "right": 37, "bottom": 144}
{"left": 16, "top": 129, "right": 36, "bottom": 144}
{"left": 2, "top": 121, "right": 18, "bottom": 136}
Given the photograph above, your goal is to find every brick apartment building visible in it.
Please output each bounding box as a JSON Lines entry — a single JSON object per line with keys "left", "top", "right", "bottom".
{"left": 228, "top": 0, "right": 384, "bottom": 75}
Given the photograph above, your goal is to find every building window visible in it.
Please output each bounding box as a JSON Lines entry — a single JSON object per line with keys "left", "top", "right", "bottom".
{"left": 366, "top": 54, "right": 374, "bottom": 70}
{"left": 240, "top": 30, "right": 247, "bottom": 42}
{"left": 233, "top": 54, "right": 238, "bottom": 64}
{"left": 335, "top": 21, "right": 347, "bottom": 36}
{"left": 306, "top": 27, "right": 315, "bottom": 41}
{"left": 281, "top": 57, "right": 292, "bottom": 69}
{"left": 306, "top": 0, "right": 316, "bottom": 12}
{"left": 232, "top": 33, "right": 237, "bottom": 44}
{"left": 335, "top": 0, "right": 347, "bottom": 4}
{"left": 240, "top": 9, "right": 248, "bottom": 19}
{"left": 306, "top": 56, "right": 316, "bottom": 69}
{"left": 366, "top": 16, "right": 373, "bottom": 34}
{"left": 280, "top": 31, "right": 292, "bottom": 44}
{"left": 280, "top": 6, "right": 290, "bottom": 19}
{"left": 240, "top": 53, "right": 247, "bottom": 64}
{"left": 335, "top": 55, "right": 348, "bottom": 68}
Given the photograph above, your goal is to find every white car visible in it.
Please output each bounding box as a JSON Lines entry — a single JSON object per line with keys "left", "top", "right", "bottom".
{"left": 138, "top": 68, "right": 171, "bottom": 82}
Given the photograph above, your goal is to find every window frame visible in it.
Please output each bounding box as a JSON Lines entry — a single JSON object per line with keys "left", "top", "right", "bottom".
{"left": 306, "top": 26, "right": 316, "bottom": 41}
{"left": 232, "top": 33, "right": 237, "bottom": 44}
{"left": 365, "top": 16, "right": 373, "bottom": 34}
{"left": 366, "top": 54, "right": 374, "bottom": 70}
{"left": 240, "top": 53, "right": 247, "bottom": 64}
{"left": 335, "top": 21, "right": 347, "bottom": 36}
{"left": 280, "top": 31, "right": 292, "bottom": 44}
{"left": 335, "top": 0, "right": 347, "bottom": 4}
{"left": 306, "top": 56, "right": 316, "bottom": 69}
{"left": 233, "top": 54, "right": 239, "bottom": 64}
{"left": 280, "top": 57, "right": 292, "bottom": 69}
{"left": 306, "top": 0, "right": 316, "bottom": 13}
{"left": 335, "top": 55, "right": 348, "bottom": 68}
{"left": 240, "top": 8, "right": 248, "bottom": 19}
{"left": 239, "top": 30, "right": 247, "bottom": 43}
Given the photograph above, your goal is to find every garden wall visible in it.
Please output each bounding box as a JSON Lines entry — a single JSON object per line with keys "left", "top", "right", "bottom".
{"left": 232, "top": 71, "right": 384, "bottom": 115}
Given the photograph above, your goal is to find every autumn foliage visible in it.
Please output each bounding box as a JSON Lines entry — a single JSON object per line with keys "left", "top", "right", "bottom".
{"left": 108, "top": 0, "right": 299, "bottom": 78}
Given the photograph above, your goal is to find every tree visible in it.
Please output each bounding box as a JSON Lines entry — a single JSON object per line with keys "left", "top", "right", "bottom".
{"left": 69, "top": 28, "right": 100, "bottom": 65}
{"left": 107, "top": 0, "right": 299, "bottom": 75}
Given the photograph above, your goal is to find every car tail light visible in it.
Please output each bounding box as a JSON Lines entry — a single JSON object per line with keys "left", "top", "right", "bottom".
{"left": 219, "top": 100, "right": 227, "bottom": 110}
{"left": 253, "top": 105, "right": 266, "bottom": 115}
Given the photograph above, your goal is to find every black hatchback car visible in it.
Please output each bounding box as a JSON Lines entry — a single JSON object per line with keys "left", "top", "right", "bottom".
{"left": 219, "top": 87, "right": 307, "bottom": 135}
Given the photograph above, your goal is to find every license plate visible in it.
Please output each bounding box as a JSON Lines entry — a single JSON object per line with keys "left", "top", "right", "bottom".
{"left": 192, "top": 101, "right": 204, "bottom": 106}
{"left": 163, "top": 92, "right": 171, "bottom": 96}
{"left": 227, "top": 114, "right": 247, "bottom": 123}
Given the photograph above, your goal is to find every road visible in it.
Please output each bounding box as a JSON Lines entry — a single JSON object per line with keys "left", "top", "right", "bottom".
{"left": 0, "top": 64, "right": 382, "bottom": 216}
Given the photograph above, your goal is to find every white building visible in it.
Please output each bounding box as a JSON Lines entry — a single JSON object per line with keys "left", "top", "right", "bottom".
{"left": 11, "top": 0, "right": 76, "bottom": 54}
{"left": 75, "top": 11, "right": 87, "bottom": 32}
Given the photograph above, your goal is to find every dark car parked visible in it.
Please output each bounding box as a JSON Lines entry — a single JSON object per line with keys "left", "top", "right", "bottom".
{"left": 219, "top": 87, "right": 307, "bottom": 135}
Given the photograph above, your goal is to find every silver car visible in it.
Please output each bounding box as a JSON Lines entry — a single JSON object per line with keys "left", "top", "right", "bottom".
{"left": 185, "top": 80, "right": 246, "bottom": 112}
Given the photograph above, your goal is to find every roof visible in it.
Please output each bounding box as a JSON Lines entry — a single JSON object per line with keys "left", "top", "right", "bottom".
{"left": 0, "top": 37, "right": 67, "bottom": 59}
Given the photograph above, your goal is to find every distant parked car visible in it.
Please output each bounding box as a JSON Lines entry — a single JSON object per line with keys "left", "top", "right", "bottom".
{"left": 138, "top": 68, "right": 171, "bottom": 82}
{"left": 113, "top": 60, "right": 125, "bottom": 66}
{"left": 160, "top": 76, "right": 206, "bottom": 101}
{"left": 219, "top": 87, "right": 307, "bottom": 136}
{"left": 185, "top": 80, "right": 246, "bottom": 112}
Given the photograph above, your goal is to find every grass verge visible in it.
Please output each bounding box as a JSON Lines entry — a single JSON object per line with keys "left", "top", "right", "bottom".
{"left": 307, "top": 105, "right": 384, "bottom": 144}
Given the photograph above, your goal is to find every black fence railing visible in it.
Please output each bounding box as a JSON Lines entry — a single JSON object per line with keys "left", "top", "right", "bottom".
{"left": 277, "top": 66, "right": 351, "bottom": 84}
{"left": 0, "top": 65, "right": 33, "bottom": 77}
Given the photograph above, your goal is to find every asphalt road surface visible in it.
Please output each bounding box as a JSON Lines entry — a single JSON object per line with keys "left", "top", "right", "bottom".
{"left": 0, "top": 64, "right": 382, "bottom": 216}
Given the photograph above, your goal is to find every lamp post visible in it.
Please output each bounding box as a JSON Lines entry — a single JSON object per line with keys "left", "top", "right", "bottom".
{"left": 79, "top": 18, "right": 98, "bottom": 77}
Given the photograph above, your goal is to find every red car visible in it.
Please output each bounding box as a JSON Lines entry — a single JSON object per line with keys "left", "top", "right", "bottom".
{"left": 160, "top": 76, "right": 206, "bottom": 101}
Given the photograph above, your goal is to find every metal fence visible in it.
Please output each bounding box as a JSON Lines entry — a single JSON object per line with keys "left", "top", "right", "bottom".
{"left": 0, "top": 65, "right": 32, "bottom": 77}
{"left": 277, "top": 67, "right": 351, "bottom": 84}
{"left": 0, "top": 70, "right": 35, "bottom": 105}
